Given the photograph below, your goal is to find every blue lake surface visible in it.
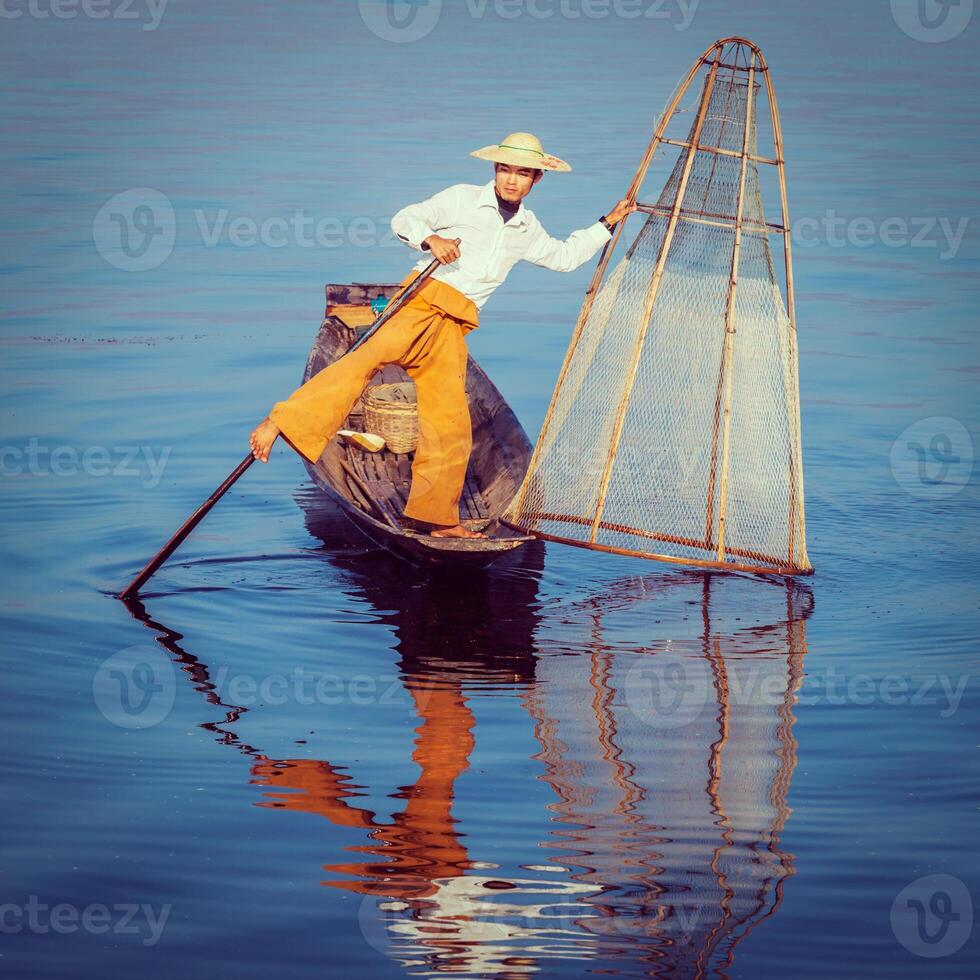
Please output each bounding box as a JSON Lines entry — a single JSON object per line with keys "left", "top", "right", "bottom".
{"left": 1, "top": 1, "right": 978, "bottom": 977}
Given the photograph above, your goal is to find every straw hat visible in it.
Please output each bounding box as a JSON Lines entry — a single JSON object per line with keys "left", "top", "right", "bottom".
{"left": 470, "top": 132, "right": 572, "bottom": 173}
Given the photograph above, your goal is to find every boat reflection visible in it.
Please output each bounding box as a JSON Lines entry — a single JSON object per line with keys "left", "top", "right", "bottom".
{"left": 123, "top": 491, "right": 812, "bottom": 978}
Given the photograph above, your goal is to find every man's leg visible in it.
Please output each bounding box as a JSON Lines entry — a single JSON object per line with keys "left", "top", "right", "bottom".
{"left": 255, "top": 314, "right": 423, "bottom": 464}
{"left": 401, "top": 316, "right": 478, "bottom": 533}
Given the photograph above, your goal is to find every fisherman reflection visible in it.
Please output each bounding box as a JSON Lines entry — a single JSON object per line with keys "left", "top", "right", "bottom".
{"left": 247, "top": 538, "right": 603, "bottom": 976}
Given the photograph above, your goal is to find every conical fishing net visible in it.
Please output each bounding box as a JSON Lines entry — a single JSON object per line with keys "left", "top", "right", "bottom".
{"left": 506, "top": 42, "right": 811, "bottom": 575}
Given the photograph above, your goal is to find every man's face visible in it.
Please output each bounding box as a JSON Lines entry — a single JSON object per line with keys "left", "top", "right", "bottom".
{"left": 494, "top": 163, "right": 542, "bottom": 204}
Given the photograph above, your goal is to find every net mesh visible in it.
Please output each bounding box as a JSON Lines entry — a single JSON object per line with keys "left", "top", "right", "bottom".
{"left": 506, "top": 65, "right": 810, "bottom": 573}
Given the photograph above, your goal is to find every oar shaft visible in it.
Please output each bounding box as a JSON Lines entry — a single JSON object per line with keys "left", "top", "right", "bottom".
{"left": 349, "top": 245, "right": 455, "bottom": 352}
{"left": 118, "top": 452, "right": 255, "bottom": 600}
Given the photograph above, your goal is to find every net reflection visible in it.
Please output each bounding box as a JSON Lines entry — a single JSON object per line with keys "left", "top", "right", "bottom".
{"left": 525, "top": 575, "right": 810, "bottom": 977}
{"left": 123, "top": 492, "right": 812, "bottom": 978}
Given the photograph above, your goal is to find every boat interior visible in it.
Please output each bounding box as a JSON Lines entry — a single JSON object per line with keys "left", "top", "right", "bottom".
{"left": 300, "top": 284, "right": 534, "bottom": 555}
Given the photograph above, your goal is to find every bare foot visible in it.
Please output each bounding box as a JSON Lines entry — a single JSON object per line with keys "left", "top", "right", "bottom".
{"left": 249, "top": 417, "right": 280, "bottom": 462}
{"left": 430, "top": 523, "right": 487, "bottom": 539}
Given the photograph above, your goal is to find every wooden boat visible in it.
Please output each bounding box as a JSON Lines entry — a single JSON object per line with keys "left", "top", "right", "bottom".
{"left": 297, "top": 283, "right": 534, "bottom": 565}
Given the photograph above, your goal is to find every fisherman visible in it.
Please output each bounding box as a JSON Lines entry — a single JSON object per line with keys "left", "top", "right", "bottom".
{"left": 249, "top": 132, "right": 634, "bottom": 539}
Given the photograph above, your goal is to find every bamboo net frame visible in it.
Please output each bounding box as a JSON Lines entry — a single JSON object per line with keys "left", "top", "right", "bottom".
{"left": 505, "top": 38, "right": 812, "bottom": 576}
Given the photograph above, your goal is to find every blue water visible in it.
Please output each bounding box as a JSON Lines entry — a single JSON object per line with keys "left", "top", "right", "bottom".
{"left": 1, "top": 1, "right": 978, "bottom": 977}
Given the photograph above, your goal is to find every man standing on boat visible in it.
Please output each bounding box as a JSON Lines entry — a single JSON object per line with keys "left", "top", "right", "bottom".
{"left": 249, "top": 132, "right": 634, "bottom": 539}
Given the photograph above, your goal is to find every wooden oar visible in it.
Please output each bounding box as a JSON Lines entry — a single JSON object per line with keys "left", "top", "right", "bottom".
{"left": 117, "top": 246, "right": 455, "bottom": 600}
{"left": 117, "top": 451, "right": 256, "bottom": 600}
{"left": 348, "top": 239, "right": 458, "bottom": 351}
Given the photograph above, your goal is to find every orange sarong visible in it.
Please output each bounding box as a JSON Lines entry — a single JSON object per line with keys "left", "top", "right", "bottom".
{"left": 268, "top": 274, "right": 479, "bottom": 527}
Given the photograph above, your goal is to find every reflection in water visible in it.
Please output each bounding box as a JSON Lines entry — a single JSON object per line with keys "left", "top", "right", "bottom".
{"left": 124, "top": 491, "right": 812, "bottom": 979}
{"left": 525, "top": 576, "right": 810, "bottom": 978}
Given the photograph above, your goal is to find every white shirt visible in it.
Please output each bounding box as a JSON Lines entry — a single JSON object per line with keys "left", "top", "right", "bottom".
{"left": 390, "top": 180, "right": 612, "bottom": 310}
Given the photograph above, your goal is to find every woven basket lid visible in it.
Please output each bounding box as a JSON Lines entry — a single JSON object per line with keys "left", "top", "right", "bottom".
{"left": 365, "top": 381, "right": 417, "bottom": 406}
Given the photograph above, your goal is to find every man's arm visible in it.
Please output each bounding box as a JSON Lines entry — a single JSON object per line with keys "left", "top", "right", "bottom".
{"left": 523, "top": 199, "right": 635, "bottom": 274}
{"left": 390, "top": 184, "right": 461, "bottom": 252}
{"left": 523, "top": 215, "right": 612, "bottom": 273}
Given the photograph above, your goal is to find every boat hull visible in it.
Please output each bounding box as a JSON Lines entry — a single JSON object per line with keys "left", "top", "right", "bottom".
{"left": 298, "top": 283, "right": 534, "bottom": 566}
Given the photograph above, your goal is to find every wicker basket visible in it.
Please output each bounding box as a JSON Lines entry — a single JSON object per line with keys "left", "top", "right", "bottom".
{"left": 363, "top": 382, "right": 418, "bottom": 453}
